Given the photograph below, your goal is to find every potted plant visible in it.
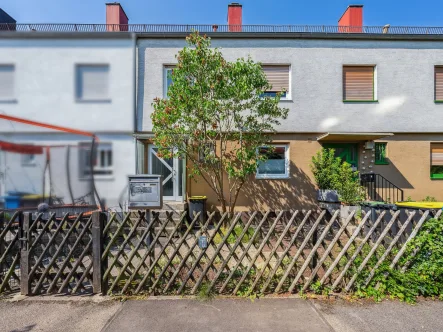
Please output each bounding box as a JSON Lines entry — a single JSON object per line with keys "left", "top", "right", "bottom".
{"left": 333, "top": 162, "right": 365, "bottom": 218}
{"left": 310, "top": 148, "right": 341, "bottom": 203}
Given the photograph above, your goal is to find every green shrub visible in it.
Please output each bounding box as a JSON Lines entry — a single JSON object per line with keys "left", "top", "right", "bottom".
{"left": 310, "top": 148, "right": 341, "bottom": 190}
{"left": 422, "top": 196, "right": 437, "bottom": 202}
{"left": 353, "top": 217, "right": 443, "bottom": 303}
{"left": 333, "top": 162, "right": 365, "bottom": 206}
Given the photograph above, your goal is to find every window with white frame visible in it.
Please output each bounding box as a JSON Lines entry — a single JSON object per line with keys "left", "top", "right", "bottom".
{"left": 79, "top": 142, "right": 113, "bottom": 177}
{"left": 164, "top": 65, "right": 175, "bottom": 97}
{"left": 0, "top": 65, "right": 15, "bottom": 101}
{"left": 256, "top": 144, "right": 289, "bottom": 179}
{"left": 262, "top": 65, "right": 291, "bottom": 99}
{"left": 76, "top": 64, "right": 110, "bottom": 101}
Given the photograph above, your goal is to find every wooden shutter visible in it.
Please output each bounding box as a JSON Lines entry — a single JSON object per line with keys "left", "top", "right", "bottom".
{"left": 343, "top": 66, "right": 374, "bottom": 101}
{"left": 262, "top": 65, "right": 289, "bottom": 92}
{"left": 435, "top": 67, "right": 443, "bottom": 101}
{"left": 431, "top": 143, "right": 443, "bottom": 166}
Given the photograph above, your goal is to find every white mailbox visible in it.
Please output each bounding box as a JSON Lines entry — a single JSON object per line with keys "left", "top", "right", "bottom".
{"left": 128, "top": 175, "right": 163, "bottom": 210}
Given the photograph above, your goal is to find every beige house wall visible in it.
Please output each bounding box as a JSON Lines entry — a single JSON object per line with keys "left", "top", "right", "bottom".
{"left": 183, "top": 133, "right": 443, "bottom": 211}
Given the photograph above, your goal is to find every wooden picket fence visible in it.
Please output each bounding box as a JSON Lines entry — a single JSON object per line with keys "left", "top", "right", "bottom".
{"left": 0, "top": 208, "right": 440, "bottom": 296}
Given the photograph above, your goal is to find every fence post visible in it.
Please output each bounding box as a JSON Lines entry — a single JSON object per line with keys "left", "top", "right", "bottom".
{"left": 311, "top": 211, "right": 321, "bottom": 277}
{"left": 0, "top": 212, "right": 4, "bottom": 284}
{"left": 20, "top": 212, "right": 31, "bottom": 295}
{"left": 92, "top": 211, "right": 107, "bottom": 295}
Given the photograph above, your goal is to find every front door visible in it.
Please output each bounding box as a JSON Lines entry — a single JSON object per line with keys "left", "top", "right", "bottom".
{"left": 323, "top": 143, "right": 358, "bottom": 170}
{"left": 148, "top": 145, "right": 183, "bottom": 201}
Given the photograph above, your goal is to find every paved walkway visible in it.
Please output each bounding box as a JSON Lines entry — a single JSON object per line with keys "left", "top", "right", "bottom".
{"left": 1, "top": 296, "right": 443, "bottom": 332}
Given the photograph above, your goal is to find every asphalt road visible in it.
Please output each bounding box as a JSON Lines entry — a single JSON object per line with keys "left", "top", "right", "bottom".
{"left": 2, "top": 296, "right": 443, "bottom": 332}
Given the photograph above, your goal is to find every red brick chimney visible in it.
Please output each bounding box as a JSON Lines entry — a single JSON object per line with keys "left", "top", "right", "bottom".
{"left": 338, "top": 5, "right": 363, "bottom": 33}
{"left": 228, "top": 3, "right": 242, "bottom": 32}
{"left": 106, "top": 2, "right": 129, "bottom": 31}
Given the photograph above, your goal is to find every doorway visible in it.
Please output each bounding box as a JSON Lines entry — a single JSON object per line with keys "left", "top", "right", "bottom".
{"left": 323, "top": 143, "right": 359, "bottom": 170}
{"left": 148, "top": 145, "right": 183, "bottom": 201}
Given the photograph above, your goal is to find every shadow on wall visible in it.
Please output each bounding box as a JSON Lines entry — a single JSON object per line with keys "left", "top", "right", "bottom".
{"left": 375, "top": 158, "right": 414, "bottom": 189}
{"left": 239, "top": 160, "right": 317, "bottom": 211}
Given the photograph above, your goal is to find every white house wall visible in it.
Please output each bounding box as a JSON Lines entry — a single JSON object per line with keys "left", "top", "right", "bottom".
{"left": 138, "top": 37, "right": 443, "bottom": 133}
{"left": 0, "top": 38, "right": 135, "bottom": 133}
{"left": 0, "top": 133, "right": 135, "bottom": 210}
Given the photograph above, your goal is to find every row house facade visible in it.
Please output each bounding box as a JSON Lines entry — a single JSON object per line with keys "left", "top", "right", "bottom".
{"left": 1, "top": 3, "right": 443, "bottom": 212}
{"left": 135, "top": 4, "right": 443, "bottom": 210}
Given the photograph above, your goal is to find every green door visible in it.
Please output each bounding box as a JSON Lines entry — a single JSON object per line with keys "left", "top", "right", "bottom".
{"left": 323, "top": 143, "right": 358, "bottom": 169}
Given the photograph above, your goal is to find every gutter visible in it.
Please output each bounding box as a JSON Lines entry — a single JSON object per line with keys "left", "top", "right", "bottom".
{"left": 133, "top": 32, "right": 443, "bottom": 42}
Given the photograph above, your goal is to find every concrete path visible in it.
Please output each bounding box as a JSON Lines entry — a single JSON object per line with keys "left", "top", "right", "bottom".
{"left": 2, "top": 296, "right": 443, "bottom": 332}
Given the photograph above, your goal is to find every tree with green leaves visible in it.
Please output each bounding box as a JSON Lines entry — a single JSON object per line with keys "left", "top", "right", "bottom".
{"left": 151, "top": 32, "right": 288, "bottom": 214}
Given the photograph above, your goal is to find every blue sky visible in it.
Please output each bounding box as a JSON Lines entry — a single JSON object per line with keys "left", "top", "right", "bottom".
{"left": 2, "top": 0, "right": 443, "bottom": 27}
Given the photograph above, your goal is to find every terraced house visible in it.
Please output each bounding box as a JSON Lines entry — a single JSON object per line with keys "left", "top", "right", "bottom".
{"left": 135, "top": 3, "right": 443, "bottom": 211}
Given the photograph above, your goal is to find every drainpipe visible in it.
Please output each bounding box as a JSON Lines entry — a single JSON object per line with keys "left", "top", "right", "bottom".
{"left": 132, "top": 32, "right": 138, "bottom": 174}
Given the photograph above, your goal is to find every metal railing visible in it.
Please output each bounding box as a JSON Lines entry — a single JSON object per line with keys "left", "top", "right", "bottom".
{"left": 361, "top": 173, "right": 404, "bottom": 203}
{"left": 1, "top": 23, "right": 443, "bottom": 34}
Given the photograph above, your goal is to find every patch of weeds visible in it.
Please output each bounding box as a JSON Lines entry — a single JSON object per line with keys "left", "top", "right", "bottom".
{"left": 197, "top": 282, "right": 216, "bottom": 302}
{"left": 214, "top": 225, "right": 257, "bottom": 245}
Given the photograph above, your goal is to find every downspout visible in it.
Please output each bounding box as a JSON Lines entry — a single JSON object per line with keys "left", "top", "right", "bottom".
{"left": 132, "top": 32, "right": 138, "bottom": 174}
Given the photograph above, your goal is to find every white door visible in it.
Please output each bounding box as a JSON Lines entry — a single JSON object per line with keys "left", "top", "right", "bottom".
{"left": 148, "top": 145, "right": 183, "bottom": 201}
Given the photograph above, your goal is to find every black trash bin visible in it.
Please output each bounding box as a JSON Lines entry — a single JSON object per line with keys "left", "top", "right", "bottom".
{"left": 360, "top": 201, "right": 397, "bottom": 240}
{"left": 188, "top": 196, "right": 207, "bottom": 225}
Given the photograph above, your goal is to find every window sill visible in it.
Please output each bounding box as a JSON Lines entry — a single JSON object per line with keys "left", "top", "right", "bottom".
{"left": 0, "top": 99, "right": 18, "bottom": 104}
{"left": 343, "top": 100, "right": 378, "bottom": 103}
{"left": 256, "top": 175, "right": 290, "bottom": 180}
{"left": 430, "top": 175, "right": 443, "bottom": 180}
{"left": 435, "top": 100, "right": 443, "bottom": 104}
{"left": 75, "top": 99, "right": 112, "bottom": 104}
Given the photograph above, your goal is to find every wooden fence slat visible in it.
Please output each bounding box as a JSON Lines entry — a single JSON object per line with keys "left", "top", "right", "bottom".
{"left": 121, "top": 211, "right": 179, "bottom": 293}
{"left": 302, "top": 210, "right": 355, "bottom": 292}
{"left": 208, "top": 212, "right": 258, "bottom": 294}
{"left": 136, "top": 212, "right": 194, "bottom": 293}
{"left": 107, "top": 212, "right": 169, "bottom": 293}
{"left": 288, "top": 210, "right": 340, "bottom": 293}
{"left": 401, "top": 210, "right": 442, "bottom": 272}
{"left": 47, "top": 215, "right": 93, "bottom": 293}
{"left": 163, "top": 212, "right": 215, "bottom": 293}
{"left": 32, "top": 213, "right": 84, "bottom": 294}
{"left": 232, "top": 211, "right": 285, "bottom": 295}
{"left": 149, "top": 212, "right": 202, "bottom": 294}
{"left": 345, "top": 210, "right": 401, "bottom": 292}
{"left": 275, "top": 210, "right": 327, "bottom": 293}
{"left": 320, "top": 211, "right": 371, "bottom": 286}
{"left": 260, "top": 211, "right": 312, "bottom": 294}
{"left": 331, "top": 210, "right": 386, "bottom": 291}
{"left": 177, "top": 212, "right": 228, "bottom": 294}
{"left": 218, "top": 211, "right": 270, "bottom": 294}
{"left": 191, "top": 213, "right": 244, "bottom": 295}
{"left": 364, "top": 211, "right": 417, "bottom": 287}
{"left": 248, "top": 211, "right": 299, "bottom": 294}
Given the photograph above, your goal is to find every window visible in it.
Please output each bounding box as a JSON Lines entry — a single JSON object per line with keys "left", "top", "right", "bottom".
{"left": 375, "top": 143, "right": 388, "bottom": 165}
{"left": 262, "top": 65, "right": 290, "bottom": 99}
{"left": 164, "top": 66, "right": 174, "bottom": 97}
{"left": 0, "top": 65, "right": 15, "bottom": 101}
{"left": 256, "top": 144, "right": 289, "bottom": 179}
{"left": 76, "top": 65, "right": 110, "bottom": 101}
{"left": 430, "top": 143, "right": 443, "bottom": 179}
{"left": 343, "top": 66, "right": 376, "bottom": 101}
{"left": 79, "top": 142, "right": 113, "bottom": 177}
{"left": 435, "top": 66, "right": 443, "bottom": 101}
